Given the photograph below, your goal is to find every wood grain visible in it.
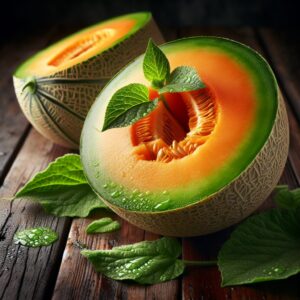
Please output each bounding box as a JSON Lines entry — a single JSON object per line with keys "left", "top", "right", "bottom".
{"left": 257, "top": 29, "right": 300, "bottom": 122}
{"left": 256, "top": 28, "right": 300, "bottom": 186}
{"left": 0, "top": 129, "right": 70, "bottom": 300}
{"left": 52, "top": 211, "right": 180, "bottom": 300}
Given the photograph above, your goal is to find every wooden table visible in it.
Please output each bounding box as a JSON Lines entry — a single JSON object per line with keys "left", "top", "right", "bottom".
{"left": 0, "top": 25, "right": 300, "bottom": 300}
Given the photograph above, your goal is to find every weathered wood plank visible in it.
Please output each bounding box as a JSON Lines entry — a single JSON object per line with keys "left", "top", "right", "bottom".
{"left": 256, "top": 28, "right": 300, "bottom": 186}
{"left": 257, "top": 29, "right": 300, "bottom": 122}
{"left": 179, "top": 27, "right": 300, "bottom": 300}
{"left": 52, "top": 212, "right": 180, "bottom": 300}
{"left": 0, "top": 129, "right": 71, "bottom": 300}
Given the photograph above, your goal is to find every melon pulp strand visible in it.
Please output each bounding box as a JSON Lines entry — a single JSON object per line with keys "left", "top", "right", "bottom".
{"left": 13, "top": 12, "right": 164, "bottom": 148}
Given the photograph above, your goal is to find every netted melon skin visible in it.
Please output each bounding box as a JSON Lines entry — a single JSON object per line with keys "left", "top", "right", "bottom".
{"left": 102, "top": 94, "right": 289, "bottom": 237}
{"left": 13, "top": 18, "right": 164, "bottom": 149}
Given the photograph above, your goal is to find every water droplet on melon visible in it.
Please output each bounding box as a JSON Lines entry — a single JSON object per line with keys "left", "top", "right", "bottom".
{"left": 154, "top": 199, "right": 171, "bottom": 211}
{"left": 110, "top": 191, "right": 121, "bottom": 198}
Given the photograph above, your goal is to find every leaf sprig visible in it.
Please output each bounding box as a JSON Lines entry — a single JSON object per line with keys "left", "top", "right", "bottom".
{"left": 102, "top": 39, "right": 206, "bottom": 131}
{"left": 15, "top": 154, "right": 108, "bottom": 217}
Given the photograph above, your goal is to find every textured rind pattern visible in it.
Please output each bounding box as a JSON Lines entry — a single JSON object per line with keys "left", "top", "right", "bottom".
{"left": 103, "top": 93, "right": 289, "bottom": 236}
{"left": 13, "top": 18, "right": 164, "bottom": 148}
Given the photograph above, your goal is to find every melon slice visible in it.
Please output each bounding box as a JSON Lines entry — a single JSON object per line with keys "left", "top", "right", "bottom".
{"left": 81, "top": 37, "right": 289, "bottom": 236}
{"left": 13, "top": 12, "right": 164, "bottom": 148}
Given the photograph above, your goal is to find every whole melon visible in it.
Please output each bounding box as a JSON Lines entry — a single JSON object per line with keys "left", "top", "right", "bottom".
{"left": 81, "top": 37, "right": 289, "bottom": 237}
{"left": 13, "top": 12, "right": 164, "bottom": 148}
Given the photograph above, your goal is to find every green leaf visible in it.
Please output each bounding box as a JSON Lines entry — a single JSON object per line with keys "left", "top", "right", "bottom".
{"left": 143, "top": 39, "right": 170, "bottom": 88}
{"left": 218, "top": 209, "right": 300, "bottom": 286}
{"left": 102, "top": 83, "right": 158, "bottom": 131}
{"left": 81, "top": 237, "right": 184, "bottom": 284}
{"left": 160, "top": 66, "right": 206, "bottom": 93}
{"left": 274, "top": 185, "right": 300, "bottom": 210}
{"left": 14, "top": 227, "right": 58, "bottom": 247}
{"left": 15, "top": 154, "right": 107, "bottom": 217}
{"left": 86, "top": 217, "right": 121, "bottom": 234}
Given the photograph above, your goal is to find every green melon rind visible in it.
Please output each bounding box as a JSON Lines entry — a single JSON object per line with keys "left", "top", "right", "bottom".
{"left": 92, "top": 93, "right": 289, "bottom": 236}
{"left": 81, "top": 36, "right": 283, "bottom": 213}
{"left": 13, "top": 12, "right": 164, "bottom": 148}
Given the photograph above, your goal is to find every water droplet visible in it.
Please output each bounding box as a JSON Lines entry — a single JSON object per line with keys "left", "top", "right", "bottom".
{"left": 111, "top": 191, "right": 120, "bottom": 198}
{"left": 263, "top": 266, "right": 286, "bottom": 277}
{"left": 272, "top": 266, "right": 286, "bottom": 275}
{"left": 154, "top": 199, "right": 171, "bottom": 211}
{"left": 103, "top": 184, "right": 108, "bottom": 189}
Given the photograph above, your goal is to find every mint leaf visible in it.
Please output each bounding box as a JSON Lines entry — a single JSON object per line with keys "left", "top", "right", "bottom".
{"left": 102, "top": 83, "right": 158, "bottom": 131}
{"left": 86, "top": 217, "right": 121, "bottom": 234}
{"left": 160, "top": 66, "right": 206, "bottom": 93}
{"left": 218, "top": 209, "right": 300, "bottom": 286}
{"left": 81, "top": 237, "right": 184, "bottom": 284}
{"left": 274, "top": 185, "right": 300, "bottom": 210}
{"left": 143, "top": 39, "right": 170, "bottom": 88}
{"left": 14, "top": 227, "right": 58, "bottom": 248}
{"left": 15, "top": 154, "right": 107, "bottom": 217}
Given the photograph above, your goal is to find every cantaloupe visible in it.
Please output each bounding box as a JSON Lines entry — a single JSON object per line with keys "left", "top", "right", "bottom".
{"left": 13, "top": 12, "right": 164, "bottom": 148}
{"left": 81, "top": 37, "right": 289, "bottom": 237}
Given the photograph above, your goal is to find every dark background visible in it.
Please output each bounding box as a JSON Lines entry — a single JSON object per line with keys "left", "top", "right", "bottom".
{"left": 2, "top": 0, "right": 299, "bottom": 42}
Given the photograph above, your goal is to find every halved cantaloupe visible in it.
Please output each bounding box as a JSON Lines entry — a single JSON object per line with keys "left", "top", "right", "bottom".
{"left": 13, "top": 12, "right": 164, "bottom": 148}
{"left": 81, "top": 37, "right": 289, "bottom": 236}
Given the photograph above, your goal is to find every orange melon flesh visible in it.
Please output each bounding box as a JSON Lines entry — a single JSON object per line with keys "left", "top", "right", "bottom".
{"left": 98, "top": 50, "right": 255, "bottom": 189}
{"left": 16, "top": 19, "right": 136, "bottom": 77}
{"left": 81, "top": 37, "right": 279, "bottom": 212}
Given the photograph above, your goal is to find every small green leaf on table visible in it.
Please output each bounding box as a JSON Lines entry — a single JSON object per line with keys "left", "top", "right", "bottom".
{"left": 86, "top": 217, "right": 121, "bottom": 234}
{"left": 81, "top": 237, "right": 185, "bottom": 284}
{"left": 102, "top": 83, "right": 158, "bottom": 131}
{"left": 159, "top": 66, "right": 206, "bottom": 93}
{"left": 14, "top": 227, "right": 58, "bottom": 247}
{"left": 218, "top": 208, "right": 300, "bottom": 286}
{"left": 143, "top": 39, "right": 170, "bottom": 89}
{"left": 15, "top": 154, "right": 107, "bottom": 217}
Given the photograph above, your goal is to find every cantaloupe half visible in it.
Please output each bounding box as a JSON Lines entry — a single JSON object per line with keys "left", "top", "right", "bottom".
{"left": 13, "top": 12, "right": 164, "bottom": 148}
{"left": 81, "top": 37, "right": 289, "bottom": 237}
